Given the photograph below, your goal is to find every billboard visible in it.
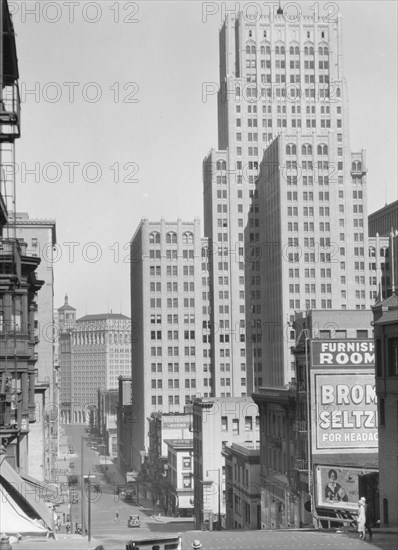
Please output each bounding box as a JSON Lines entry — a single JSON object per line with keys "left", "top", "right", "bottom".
{"left": 315, "top": 466, "right": 376, "bottom": 511}
{"left": 312, "top": 340, "right": 375, "bottom": 368}
{"left": 311, "top": 340, "right": 377, "bottom": 455}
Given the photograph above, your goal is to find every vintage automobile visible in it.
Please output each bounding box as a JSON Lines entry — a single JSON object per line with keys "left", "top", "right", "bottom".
{"left": 127, "top": 514, "right": 141, "bottom": 528}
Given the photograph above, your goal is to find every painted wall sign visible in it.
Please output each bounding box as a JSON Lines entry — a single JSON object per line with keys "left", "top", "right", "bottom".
{"left": 312, "top": 340, "right": 375, "bottom": 368}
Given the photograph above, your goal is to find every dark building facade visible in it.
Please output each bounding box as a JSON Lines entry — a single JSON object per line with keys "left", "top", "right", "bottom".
{"left": 372, "top": 293, "right": 398, "bottom": 527}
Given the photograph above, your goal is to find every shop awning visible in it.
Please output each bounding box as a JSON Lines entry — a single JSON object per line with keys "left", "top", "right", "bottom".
{"left": 177, "top": 494, "right": 194, "bottom": 509}
{"left": 0, "top": 483, "right": 48, "bottom": 535}
{"left": 0, "top": 459, "right": 53, "bottom": 528}
{"left": 19, "top": 473, "right": 60, "bottom": 502}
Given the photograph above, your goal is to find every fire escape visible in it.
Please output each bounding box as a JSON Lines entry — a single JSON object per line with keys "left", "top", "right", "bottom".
{"left": 0, "top": 0, "right": 42, "bottom": 460}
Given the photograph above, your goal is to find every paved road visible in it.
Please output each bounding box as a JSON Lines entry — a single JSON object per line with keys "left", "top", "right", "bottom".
{"left": 62, "top": 425, "right": 397, "bottom": 550}
{"left": 180, "top": 529, "right": 398, "bottom": 550}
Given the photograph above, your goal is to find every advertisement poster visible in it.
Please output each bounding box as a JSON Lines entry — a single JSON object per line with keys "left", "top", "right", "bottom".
{"left": 312, "top": 340, "right": 375, "bottom": 368}
{"left": 312, "top": 372, "right": 378, "bottom": 452}
{"left": 316, "top": 466, "right": 375, "bottom": 511}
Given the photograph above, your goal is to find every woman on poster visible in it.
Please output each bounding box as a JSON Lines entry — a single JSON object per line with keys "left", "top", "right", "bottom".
{"left": 324, "top": 469, "right": 348, "bottom": 502}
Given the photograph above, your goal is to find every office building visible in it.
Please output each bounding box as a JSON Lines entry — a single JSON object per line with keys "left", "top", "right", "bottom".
{"left": 203, "top": 8, "right": 371, "bottom": 392}
{"left": 130, "top": 218, "right": 210, "bottom": 469}
{"left": 56, "top": 298, "right": 131, "bottom": 424}
{"left": 57, "top": 295, "right": 76, "bottom": 424}
{"left": 369, "top": 200, "right": 398, "bottom": 238}
{"left": 368, "top": 201, "right": 398, "bottom": 300}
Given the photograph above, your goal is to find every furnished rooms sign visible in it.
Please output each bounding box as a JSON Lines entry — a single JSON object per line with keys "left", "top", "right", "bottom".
{"left": 312, "top": 340, "right": 375, "bottom": 368}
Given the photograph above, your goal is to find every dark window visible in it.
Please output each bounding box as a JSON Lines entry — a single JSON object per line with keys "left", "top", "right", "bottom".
{"left": 379, "top": 398, "right": 385, "bottom": 427}
{"left": 376, "top": 339, "right": 382, "bottom": 377}
{"left": 388, "top": 338, "right": 398, "bottom": 376}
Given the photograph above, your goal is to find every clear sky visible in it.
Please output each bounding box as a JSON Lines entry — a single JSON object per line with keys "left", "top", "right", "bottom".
{"left": 10, "top": 0, "right": 398, "bottom": 316}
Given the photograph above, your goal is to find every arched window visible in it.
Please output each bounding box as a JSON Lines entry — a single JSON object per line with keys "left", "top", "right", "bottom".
{"left": 216, "top": 160, "right": 222, "bottom": 170}
{"left": 260, "top": 45, "right": 265, "bottom": 55}
{"left": 317, "top": 144, "right": 328, "bottom": 156}
{"left": 275, "top": 46, "right": 280, "bottom": 55}
{"left": 221, "top": 160, "right": 226, "bottom": 170}
{"left": 236, "top": 86, "right": 241, "bottom": 97}
{"left": 318, "top": 46, "right": 323, "bottom": 55}
{"left": 114, "top": 333, "right": 118, "bottom": 344}
{"left": 109, "top": 334, "right": 113, "bottom": 344}
{"left": 304, "top": 46, "right": 309, "bottom": 55}
{"left": 183, "top": 232, "right": 194, "bottom": 244}
{"left": 286, "top": 144, "right": 296, "bottom": 155}
{"left": 166, "top": 232, "right": 177, "bottom": 244}
{"left": 369, "top": 248, "right": 376, "bottom": 257}
{"left": 336, "top": 87, "right": 341, "bottom": 97}
{"left": 266, "top": 45, "right": 271, "bottom": 55}
{"left": 352, "top": 161, "right": 362, "bottom": 172}
{"left": 280, "top": 45, "right": 285, "bottom": 55}
{"left": 149, "top": 232, "right": 160, "bottom": 244}
{"left": 289, "top": 46, "right": 294, "bottom": 55}
{"left": 295, "top": 46, "right": 299, "bottom": 55}
{"left": 302, "top": 144, "right": 312, "bottom": 156}
{"left": 251, "top": 45, "right": 256, "bottom": 54}
{"left": 309, "top": 46, "right": 314, "bottom": 55}
{"left": 246, "top": 45, "right": 251, "bottom": 54}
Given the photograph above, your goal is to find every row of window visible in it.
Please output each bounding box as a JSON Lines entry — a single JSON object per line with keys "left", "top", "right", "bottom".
{"left": 151, "top": 346, "right": 196, "bottom": 357}
{"left": 151, "top": 379, "right": 197, "bottom": 389}
{"left": 149, "top": 232, "right": 194, "bottom": 244}
{"left": 245, "top": 45, "right": 329, "bottom": 56}
{"left": 149, "top": 282, "right": 195, "bottom": 292}
{"left": 150, "top": 314, "right": 195, "bottom": 324}
{"left": 149, "top": 249, "right": 195, "bottom": 260}
{"left": 151, "top": 395, "right": 198, "bottom": 406}
{"left": 150, "top": 266, "right": 195, "bottom": 276}
{"left": 151, "top": 363, "right": 197, "bottom": 373}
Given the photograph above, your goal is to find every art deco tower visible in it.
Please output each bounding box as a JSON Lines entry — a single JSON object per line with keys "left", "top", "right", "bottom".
{"left": 203, "top": 7, "right": 370, "bottom": 391}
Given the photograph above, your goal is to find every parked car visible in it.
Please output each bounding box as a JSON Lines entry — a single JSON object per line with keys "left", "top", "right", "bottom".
{"left": 127, "top": 515, "right": 141, "bottom": 528}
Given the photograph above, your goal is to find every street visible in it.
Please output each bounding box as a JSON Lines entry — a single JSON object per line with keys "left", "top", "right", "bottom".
{"left": 63, "top": 424, "right": 193, "bottom": 548}
{"left": 60, "top": 425, "right": 397, "bottom": 550}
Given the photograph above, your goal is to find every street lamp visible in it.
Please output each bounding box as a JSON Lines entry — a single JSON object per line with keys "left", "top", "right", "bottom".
{"left": 80, "top": 436, "right": 86, "bottom": 533}
{"left": 295, "top": 328, "right": 314, "bottom": 523}
{"left": 206, "top": 469, "right": 221, "bottom": 530}
{"left": 83, "top": 473, "right": 96, "bottom": 542}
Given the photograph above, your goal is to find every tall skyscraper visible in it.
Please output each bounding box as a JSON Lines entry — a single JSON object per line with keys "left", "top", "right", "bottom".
{"left": 130, "top": 219, "right": 210, "bottom": 468}
{"left": 203, "top": 8, "right": 371, "bottom": 390}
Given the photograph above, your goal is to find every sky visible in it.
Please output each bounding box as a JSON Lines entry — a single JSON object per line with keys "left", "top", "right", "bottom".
{"left": 9, "top": 0, "right": 398, "bottom": 316}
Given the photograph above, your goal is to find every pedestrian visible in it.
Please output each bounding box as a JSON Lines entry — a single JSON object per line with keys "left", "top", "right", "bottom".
{"left": 192, "top": 540, "right": 202, "bottom": 549}
{"left": 365, "top": 501, "right": 373, "bottom": 541}
{"left": 114, "top": 510, "right": 119, "bottom": 523}
{"left": 357, "top": 497, "right": 366, "bottom": 540}
{"left": 65, "top": 522, "right": 70, "bottom": 534}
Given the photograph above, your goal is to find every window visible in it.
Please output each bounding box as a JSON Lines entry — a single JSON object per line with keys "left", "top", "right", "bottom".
{"left": 245, "top": 416, "right": 252, "bottom": 430}
{"left": 221, "top": 416, "right": 228, "bottom": 431}
{"left": 149, "top": 232, "right": 160, "bottom": 244}
{"left": 166, "top": 232, "right": 177, "bottom": 244}
{"left": 232, "top": 419, "right": 239, "bottom": 435}
{"left": 388, "top": 338, "right": 398, "bottom": 376}
{"left": 379, "top": 398, "right": 385, "bottom": 426}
